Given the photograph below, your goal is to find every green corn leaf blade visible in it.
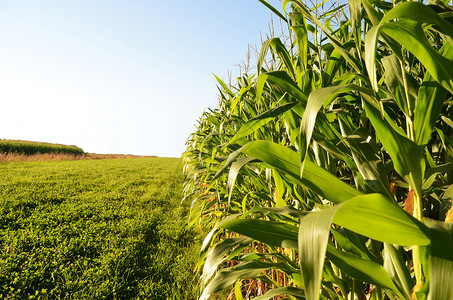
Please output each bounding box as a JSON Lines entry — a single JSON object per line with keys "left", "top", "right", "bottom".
{"left": 226, "top": 101, "right": 298, "bottom": 146}
{"left": 343, "top": 228, "right": 379, "bottom": 263}
{"left": 323, "top": 49, "right": 345, "bottom": 86}
{"left": 425, "top": 161, "right": 453, "bottom": 182}
{"left": 383, "top": 243, "right": 414, "bottom": 299}
{"left": 366, "top": 18, "right": 453, "bottom": 94}
{"left": 199, "top": 261, "right": 271, "bottom": 300}
{"left": 258, "top": 0, "right": 288, "bottom": 23}
{"left": 435, "top": 127, "right": 453, "bottom": 157}
{"left": 442, "top": 115, "right": 453, "bottom": 129}
{"left": 246, "top": 205, "right": 309, "bottom": 219}
{"left": 349, "top": 0, "right": 363, "bottom": 58}
{"left": 414, "top": 42, "right": 453, "bottom": 146}
{"left": 252, "top": 286, "right": 305, "bottom": 300}
{"left": 299, "top": 206, "right": 340, "bottom": 300}
{"left": 266, "top": 71, "right": 309, "bottom": 102}
{"left": 211, "top": 146, "right": 245, "bottom": 182}
{"left": 219, "top": 218, "right": 298, "bottom": 249}
{"left": 365, "top": 2, "right": 453, "bottom": 93}
{"left": 362, "top": 0, "right": 382, "bottom": 26}
{"left": 273, "top": 169, "right": 286, "bottom": 207}
{"left": 345, "top": 134, "right": 394, "bottom": 200}
{"left": 380, "top": 2, "right": 453, "bottom": 38}
{"left": 213, "top": 73, "right": 235, "bottom": 98}
{"left": 284, "top": 0, "right": 362, "bottom": 72}
{"left": 424, "top": 218, "right": 453, "bottom": 300}
{"left": 382, "top": 54, "right": 414, "bottom": 116}
{"left": 202, "top": 237, "right": 253, "bottom": 287}
{"left": 228, "top": 157, "right": 257, "bottom": 203}
{"left": 200, "top": 214, "right": 242, "bottom": 256}
{"left": 289, "top": 11, "right": 309, "bottom": 70}
{"left": 234, "top": 280, "right": 244, "bottom": 300}
{"left": 291, "top": 24, "right": 308, "bottom": 71}
{"left": 331, "top": 228, "right": 374, "bottom": 261}
{"left": 364, "top": 25, "right": 382, "bottom": 92}
{"left": 333, "top": 193, "right": 430, "bottom": 246}
{"left": 230, "top": 84, "right": 253, "bottom": 116}
{"left": 326, "top": 244, "right": 403, "bottom": 298}
{"left": 299, "top": 84, "right": 374, "bottom": 176}
{"left": 256, "top": 73, "right": 268, "bottom": 105}
{"left": 349, "top": 0, "right": 361, "bottom": 31}
{"left": 298, "top": 193, "right": 422, "bottom": 299}
{"left": 440, "top": 185, "right": 453, "bottom": 221}
{"left": 269, "top": 37, "right": 296, "bottom": 79}
{"left": 363, "top": 97, "right": 425, "bottom": 197}
{"left": 257, "top": 39, "right": 272, "bottom": 75}
{"left": 312, "top": 132, "right": 347, "bottom": 162}
{"left": 241, "top": 140, "right": 361, "bottom": 204}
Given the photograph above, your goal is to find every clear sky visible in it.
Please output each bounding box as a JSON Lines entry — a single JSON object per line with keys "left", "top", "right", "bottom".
{"left": 0, "top": 0, "right": 284, "bottom": 157}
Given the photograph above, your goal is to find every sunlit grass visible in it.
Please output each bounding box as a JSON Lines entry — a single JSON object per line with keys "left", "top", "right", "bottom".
{"left": 0, "top": 157, "right": 200, "bottom": 299}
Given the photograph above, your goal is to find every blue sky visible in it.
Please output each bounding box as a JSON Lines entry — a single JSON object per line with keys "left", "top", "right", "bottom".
{"left": 0, "top": 0, "right": 283, "bottom": 157}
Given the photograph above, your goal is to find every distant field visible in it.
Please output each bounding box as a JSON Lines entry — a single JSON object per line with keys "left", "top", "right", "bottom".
{"left": 0, "top": 152, "right": 154, "bottom": 163}
{"left": 0, "top": 139, "right": 84, "bottom": 156}
{"left": 0, "top": 157, "right": 200, "bottom": 299}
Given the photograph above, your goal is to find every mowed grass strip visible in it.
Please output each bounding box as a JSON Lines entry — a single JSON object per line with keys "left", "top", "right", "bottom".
{"left": 0, "top": 157, "right": 200, "bottom": 299}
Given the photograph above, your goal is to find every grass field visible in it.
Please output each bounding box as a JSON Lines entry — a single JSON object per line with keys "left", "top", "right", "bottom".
{"left": 0, "top": 157, "right": 200, "bottom": 299}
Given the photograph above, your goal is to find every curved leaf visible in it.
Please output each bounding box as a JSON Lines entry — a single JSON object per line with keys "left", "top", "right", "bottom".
{"left": 219, "top": 218, "right": 298, "bottom": 249}
{"left": 299, "top": 205, "right": 339, "bottom": 300}
{"left": 227, "top": 102, "right": 298, "bottom": 146}
{"left": 366, "top": 18, "right": 453, "bottom": 93}
{"left": 363, "top": 97, "right": 425, "bottom": 197}
{"left": 333, "top": 193, "right": 430, "bottom": 246}
{"left": 414, "top": 42, "right": 453, "bottom": 146}
{"left": 299, "top": 84, "right": 374, "bottom": 174}
{"left": 425, "top": 218, "right": 453, "bottom": 300}
{"left": 241, "top": 140, "right": 362, "bottom": 204}
{"left": 326, "top": 244, "right": 403, "bottom": 298}
{"left": 252, "top": 286, "right": 304, "bottom": 300}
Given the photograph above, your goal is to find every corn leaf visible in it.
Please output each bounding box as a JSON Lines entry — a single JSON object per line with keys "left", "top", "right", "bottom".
{"left": 383, "top": 243, "right": 414, "bottom": 299}
{"left": 326, "top": 244, "right": 403, "bottom": 298}
{"left": 363, "top": 98, "right": 425, "bottom": 197}
{"left": 219, "top": 218, "right": 299, "bottom": 249}
{"left": 345, "top": 135, "right": 394, "bottom": 200}
{"left": 414, "top": 42, "right": 453, "bottom": 146}
{"left": 200, "top": 261, "right": 272, "bottom": 300}
{"left": 241, "top": 140, "right": 362, "bottom": 204}
{"left": 228, "top": 157, "right": 257, "bottom": 203}
{"left": 299, "top": 206, "right": 339, "bottom": 300}
{"left": 226, "top": 101, "right": 298, "bottom": 146}
{"left": 333, "top": 193, "right": 430, "bottom": 246}
{"left": 202, "top": 237, "right": 253, "bottom": 287}
{"left": 266, "top": 71, "right": 309, "bottom": 102}
{"left": 269, "top": 38, "right": 296, "bottom": 79}
{"left": 299, "top": 84, "right": 374, "bottom": 175}
{"left": 252, "top": 286, "right": 304, "bottom": 300}
{"left": 258, "top": 0, "right": 288, "bottom": 22}
{"left": 425, "top": 219, "right": 453, "bottom": 300}
{"left": 366, "top": 18, "right": 453, "bottom": 94}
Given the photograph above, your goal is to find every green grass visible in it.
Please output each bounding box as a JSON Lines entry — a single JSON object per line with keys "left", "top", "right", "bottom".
{"left": 0, "top": 139, "right": 84, "bottom": 155}
{"left": 0, "top": 157, "right": 200, "bottom": 299}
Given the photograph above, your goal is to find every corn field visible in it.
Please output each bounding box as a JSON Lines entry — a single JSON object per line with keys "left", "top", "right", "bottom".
{"left": 183, "top": 0, "right": 453, "bottom": 299}
{"left": 0, "top": 139, "right": 84, "bottom": 156}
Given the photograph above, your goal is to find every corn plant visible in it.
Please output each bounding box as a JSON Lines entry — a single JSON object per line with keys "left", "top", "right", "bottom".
{"left": 183, "top": 0, "right": 453, "bottom": 299}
